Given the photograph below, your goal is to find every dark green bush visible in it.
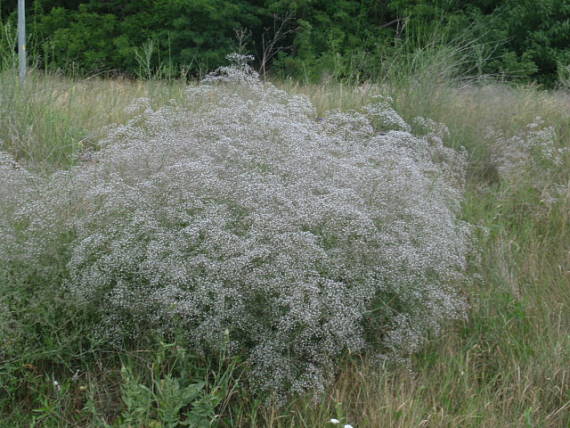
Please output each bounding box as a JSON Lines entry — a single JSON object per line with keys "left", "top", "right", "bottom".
{"left": 1, "top": 1, "right": 569, "bottom": 85}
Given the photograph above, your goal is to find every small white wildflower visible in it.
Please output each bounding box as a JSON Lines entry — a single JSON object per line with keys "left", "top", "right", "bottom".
{"left": 53, "top": 380, "right": 61, "bottom": 392}
{"left": 344, "top": 424, "right": 354, "bottom": 428}
{"left": 1, "top": 55, "right": 471, "bottom": 402}
{"left": 489, "top": 116, "right": 562, "bottom": 184}
{"left": 72, "top": 370, "right": 80, "bottom": 382}
{"left": 330, "top": 419, "right": 340, "bottom": 424}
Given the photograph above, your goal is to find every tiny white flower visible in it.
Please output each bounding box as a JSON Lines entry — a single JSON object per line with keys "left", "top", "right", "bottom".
{"left": 329, "top": 419, "right": 340, "bottom": 425}
{"left": 344, "top": 425, "right": 354, "bottom": 428}
{"left": 53, "top": 380, "right": 61, "bottom": 392}
{"left": 5, "top": 57, "right": 470, "bottom": 401}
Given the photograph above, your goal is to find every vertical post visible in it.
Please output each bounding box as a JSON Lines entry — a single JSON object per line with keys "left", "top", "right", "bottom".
{"left": 18, "top": 0, "right": 26, "bottom": 83}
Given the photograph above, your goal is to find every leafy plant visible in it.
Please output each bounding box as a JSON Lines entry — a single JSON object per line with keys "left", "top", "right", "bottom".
{"left": 117, "top": 341, "right": 234, "bottom": 427}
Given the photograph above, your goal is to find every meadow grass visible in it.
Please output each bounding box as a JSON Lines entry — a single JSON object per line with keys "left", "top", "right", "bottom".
{"left": 0, "top": 64, "right": 569, "bottom": 427}
{"left": 0, "top": 70, "right": 187, "bottom": 172}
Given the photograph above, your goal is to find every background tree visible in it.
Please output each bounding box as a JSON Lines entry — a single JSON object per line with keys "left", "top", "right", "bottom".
{"left": 1, "top": 0, "right": 568, "bottom": 85}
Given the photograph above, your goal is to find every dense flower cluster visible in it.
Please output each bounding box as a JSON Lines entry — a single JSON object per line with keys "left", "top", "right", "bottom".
{"left": 0, "top": 56, "right": 471, "bottom": 399}
{"left": 487, "top": 117, "right": 567, "bottom": 182}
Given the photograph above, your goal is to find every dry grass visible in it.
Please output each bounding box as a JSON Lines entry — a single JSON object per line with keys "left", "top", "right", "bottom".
{"left": 0, "top": 70, "right": 186, "bottom": 171}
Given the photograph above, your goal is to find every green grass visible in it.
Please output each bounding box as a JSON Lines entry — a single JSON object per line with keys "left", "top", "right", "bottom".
{"left": 1, "top": 63, "right": 569, "bottom": 426}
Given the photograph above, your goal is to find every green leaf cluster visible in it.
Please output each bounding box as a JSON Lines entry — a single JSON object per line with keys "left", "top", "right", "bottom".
{"left": 1, "top": 1, "right": 569, "bottom": 84}
{"left": 2, "top": 0, "right": 265, "bottom": 77}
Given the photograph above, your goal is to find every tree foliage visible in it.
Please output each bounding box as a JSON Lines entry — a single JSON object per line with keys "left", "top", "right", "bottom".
{"left": 1, "top": 1, "right": 568, "bottom": 85}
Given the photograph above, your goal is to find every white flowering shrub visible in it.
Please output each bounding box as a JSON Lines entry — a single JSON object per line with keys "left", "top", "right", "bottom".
{"left": 487, "top": 117, "right": 568, "bottom": 182}
{"left": 0, "top": 56, "right": 471, "bottom": 400}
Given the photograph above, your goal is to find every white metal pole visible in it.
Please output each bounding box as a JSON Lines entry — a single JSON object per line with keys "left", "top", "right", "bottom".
{"left": 18, "top": 0, "right": 26, "bottom": 83}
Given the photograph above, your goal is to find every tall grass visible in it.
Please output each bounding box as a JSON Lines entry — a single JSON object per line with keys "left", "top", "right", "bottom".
{"left": 0, "top": 20, "right": 17, "bottom": 71}
{"left": 1, "top": 43, "right": 569, "bottom": 426}
{"left": 0, "top": 70, "right": 187, "bottom": 173}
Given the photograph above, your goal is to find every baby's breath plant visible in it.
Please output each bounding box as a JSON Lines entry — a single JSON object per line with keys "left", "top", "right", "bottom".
{"left": 0, "top": 55, "right": 471, "bottom": 401}
{"left": 486, "top": 117, "right": 569, "bottom": 193}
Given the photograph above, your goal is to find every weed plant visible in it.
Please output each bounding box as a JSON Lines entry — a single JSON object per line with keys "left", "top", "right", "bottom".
{"left": 1, "top": 56, "right": 470, "bottom": 405}
{"left": 0, "top": 50, "right": 569, "bottom": 426}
